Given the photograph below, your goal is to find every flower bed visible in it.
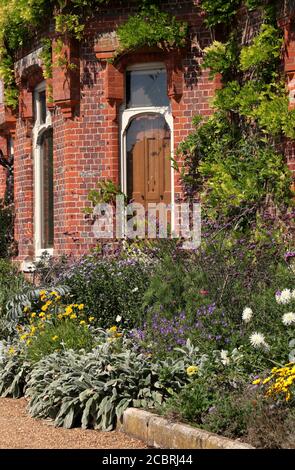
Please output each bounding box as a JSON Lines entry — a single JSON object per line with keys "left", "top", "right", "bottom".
{"left": 0, "top": 229, "right": 294, "bottom": 448}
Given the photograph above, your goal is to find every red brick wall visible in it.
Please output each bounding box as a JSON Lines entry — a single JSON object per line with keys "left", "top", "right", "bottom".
{"left": 8, "top": 0, "right": 294, "bottom": 261}
{"left": 10, "top": 0, "right": 217, "bottom": 261}
{"left": 0, "top": 136, "right": 7, "bottom": 200}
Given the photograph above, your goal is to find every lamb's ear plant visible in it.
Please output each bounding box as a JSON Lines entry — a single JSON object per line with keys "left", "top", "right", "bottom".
{"left": 0, "top": 353, "right": 31, "bottom": 398}
{"left": 25, "top": 338, "right": 205, "bottom": 431}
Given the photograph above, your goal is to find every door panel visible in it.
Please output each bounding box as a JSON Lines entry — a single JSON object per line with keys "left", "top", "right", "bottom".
{"left": 126, "top": 114, "right": 171, "bottom": 209}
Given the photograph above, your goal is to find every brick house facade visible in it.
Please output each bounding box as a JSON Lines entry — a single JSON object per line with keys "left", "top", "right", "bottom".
{"left": 0, "top": 1, "right": 294, "bottom": 268}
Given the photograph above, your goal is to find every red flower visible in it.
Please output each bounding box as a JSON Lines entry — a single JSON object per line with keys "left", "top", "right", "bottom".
{"left": 199, "top": 290, "right": 209, "bottom": 296}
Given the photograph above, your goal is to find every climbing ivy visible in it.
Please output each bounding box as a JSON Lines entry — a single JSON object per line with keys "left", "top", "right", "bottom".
{"left": 0, "top": 1, "right": 187, "bottom": 108}
{"left": 116, "top": 4, "right": 188, "bottom": 55}
{"left": 179, "top": 0, "right": 295, "bottom": 221}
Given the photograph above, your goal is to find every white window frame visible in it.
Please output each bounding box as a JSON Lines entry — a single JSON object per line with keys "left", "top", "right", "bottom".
{"left": 120, "top": 63, "right": 175, "bottom": 231}
{"left": 33, "top": 81, "right": 53, "bottom": 258}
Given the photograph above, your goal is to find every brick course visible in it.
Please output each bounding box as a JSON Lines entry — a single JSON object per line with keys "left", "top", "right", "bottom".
{"left": 0, "top": 0, "right": 293, "bottom": 262}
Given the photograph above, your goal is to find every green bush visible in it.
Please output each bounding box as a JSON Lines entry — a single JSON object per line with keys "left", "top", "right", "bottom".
{"left": 0, "top": 351, "right": 31, "bottom": 398}
{"left": 60, "top": 256, "right": 153, "bottom": 327}
{"left": 0, "top": 200, "right": 15, "bottom": 259}
{"left": 25, "top": 338, "right": 204, "bottom": 430}
{"left": 0, "top": 260, "right": 28, "bottom": 337}
{"left": 26, "top": 319, "right": 95, "bottom": 363}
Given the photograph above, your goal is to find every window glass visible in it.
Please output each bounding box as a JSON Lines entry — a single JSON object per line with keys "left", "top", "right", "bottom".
{"left": 39, "top": 90, "right": 47, "bottom": 124}
{"left": 126, "top": 69, "right": 169, "bottom": 108}
{"left": 40, "top": 129, "right": 54, "bottom": 249}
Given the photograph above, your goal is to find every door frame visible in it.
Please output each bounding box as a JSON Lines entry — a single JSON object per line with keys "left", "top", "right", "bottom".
{"left": 120, "top": 107, "right": 174, "bottom": 231}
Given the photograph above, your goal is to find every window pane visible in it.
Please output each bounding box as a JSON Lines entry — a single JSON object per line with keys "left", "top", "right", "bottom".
{"left": 40, "top": 129, "right": 54, "bottom": 249}
{"left": 39, "top": 90, "right": 47, "bottom": 124}
{"left": 126, "top": 69, "right": 169, "bottom": 108}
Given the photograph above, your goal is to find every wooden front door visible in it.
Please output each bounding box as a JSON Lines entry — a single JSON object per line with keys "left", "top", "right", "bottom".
{"left": 126, "top": 114, "right": 171, "bottom": 208}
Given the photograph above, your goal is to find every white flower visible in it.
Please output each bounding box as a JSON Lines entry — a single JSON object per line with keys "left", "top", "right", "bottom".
{"left": 115, "top": 315, "right": 122, "bottom": 323}
{"left": 249, "top": 332, "right": 269, "bottom": 350}
{"left": 131, "top": 287, "right": 139, "bottom": 293}
{"left": 276, "top": 289, "right": 292, "bottom": 305}
{"left": 242, "top": 307, "right": 253, "bottom": 323}
{"left": 220, "top": 350, "right": 230, "bottom": 366}
{"left": 282, "top": 312, "right": 295, "bottom": 326}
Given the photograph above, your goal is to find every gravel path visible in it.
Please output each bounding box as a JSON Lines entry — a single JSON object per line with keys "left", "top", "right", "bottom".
{"left": 0, "top": 398, "right": 146, "bottom": 449}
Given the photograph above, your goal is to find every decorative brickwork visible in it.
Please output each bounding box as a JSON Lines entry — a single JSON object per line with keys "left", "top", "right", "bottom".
{"left": 0, "top": 0, "right": 293, "bottom": 263}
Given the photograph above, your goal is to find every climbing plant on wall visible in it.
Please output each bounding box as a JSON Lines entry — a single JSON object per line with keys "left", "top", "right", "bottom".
{"left": 0, "top": 0, "right": 187, "bottom": 107}
{"left": 179, "top": 0, "right": 295, "bottom": 223}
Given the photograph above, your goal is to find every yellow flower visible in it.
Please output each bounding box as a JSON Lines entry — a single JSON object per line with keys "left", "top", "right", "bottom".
{"left": 115, "top": 332, "right": 123, "bottom": 338}
{"left": 80, "top": 320, "right": 86, "bottom": 325}
{"left": 108, "top": 326, "right": 117, "bottom": 333}
{"left": 88, "top": 316, "right": 95, "bottom": 322}
{"left": 26, "top": 339, "right": 31, "bottom": 345}
{"left": 70, "top": 314, "right": 77, "bottom": 320}
{"left": 51, "top": 335, "right": 59, "bottom": 342}
{"left": 39, "top": 290, "right": 46, "bottom": 296}
{"left": 30, "top": 326, "right": 37, "bottom": 335}
{"left": 31, "top": 312, "right": 36, "bottom": 318}
{"left": 24, "top": 306, "right": 30, "bottom": 313}
{"left": 57, "top": 314, "right": 63, "bottom": 320}
{"left": 55, "top": 295, "right": 61, "bottom": 301}
{"left": 50, "top": 291, "right": 58, "bottom": 296}
{"left": 78, "top": 304, "right": 84, "bottom": 310}
{"left": 39, "top": 312, "right": 45, "bottom": 318}
{"left": 41, "top": 304, "right": 48, "bottom": 312}
{"left": 8, "top": 347, "right": 15, "bottom": 355}
{"left": 20, "top": 334, "right": 28, "bottom": 341}
{"left": 252, "top": 378, "right": 261, "bottom": 385}
{"left": 262, "top": 377, "right": 271, "bottom": 385}
{"left": 186, "top": 365, "right": 199, "bottom": 377}
{"left": 65, "top": 306, "right": 73, "bottom": 315}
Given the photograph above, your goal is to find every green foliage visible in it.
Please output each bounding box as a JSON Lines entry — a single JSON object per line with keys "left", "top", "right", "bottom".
{"left": 116, "top": 4, "right": 188, "bottom": 54}
{"left": 0, "top": 260, "right": 27, "bottom": 337}
{"left": 0, "top": 200, "right": 16, "bottom": 258}
{"left": 39, "top": 38, "right": 53, "bottom": 80}
{"left": 181, "top": 9, "right": 295, "bottom": 213}
{"left": 83, "top": 179, "right": 123, "bottom": 214}
{"left": 26, "top": 320, "right": 95, "bottom": 363}
{"left": 240, "top": 24, "right": 283, "bottom": 71}
{"left": 61, "top": 255, "right": 152, "bottom": 327}
{"left": 202, "top": 38, "right": 238, "bottom": 79}
{"left": 142, "top": 254, "right": 188, "bottom": 318}
{"left": 5, "top": 285, "right": 70, "bottom": 322}
{"left": 201, "top": 390, "right": 255, "bottom": 438}
{"left": 55, "top": 13, "right": 85, "bottom": 40}
{"left": 0, "top": 352, "right": 31, "bottom": 398}
{"left": 200, "top": 0, "right": 240, "bottom": 27}
{"left": 25, "top": 338, "right": 201, "bottom": 430}
{"left": 162, "top": 379, "right": 214, "bottom": 424}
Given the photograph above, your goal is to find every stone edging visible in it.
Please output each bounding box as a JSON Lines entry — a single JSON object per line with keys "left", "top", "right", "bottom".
{"left": 118, "top": 408, "right": 254, "bottom": 449}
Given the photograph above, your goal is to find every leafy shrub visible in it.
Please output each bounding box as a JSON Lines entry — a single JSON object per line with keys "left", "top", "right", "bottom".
{"left": 60, "top": 255, "right": 153, "bottom": 327}
{"left": 0, "top": 351, "right": 31, "bottom": 398}
{"left": 0, "top": 201, "right": 15, "bottom": 258}
{"left": 26, "top": 319, "right": 96, "bottom": 363}
{"left": 116, "top": 4, "right": 188, "bottom": 54}
{"left": 25, "top": 338, "right": 205, "bottom": 431}
{"left": 13, "top": 289, "right": 98, "bottom": 362}
{"left": 5, "top": 285, "right": 70, "bottom": 322}
{"left": 0, "top": 260, "right": 28, "bottom": 337}
{"left": 161, "top": 380, "right": 214, "bottom": 425}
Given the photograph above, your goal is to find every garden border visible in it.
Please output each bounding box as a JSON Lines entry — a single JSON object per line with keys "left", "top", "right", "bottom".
{"left": 118, "top": 408, "right": 254, "bottom": 449}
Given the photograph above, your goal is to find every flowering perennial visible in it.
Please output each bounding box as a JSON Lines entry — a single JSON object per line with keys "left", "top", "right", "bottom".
{"left": 253, "top": 363, "right": 295, "bottom": 402}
